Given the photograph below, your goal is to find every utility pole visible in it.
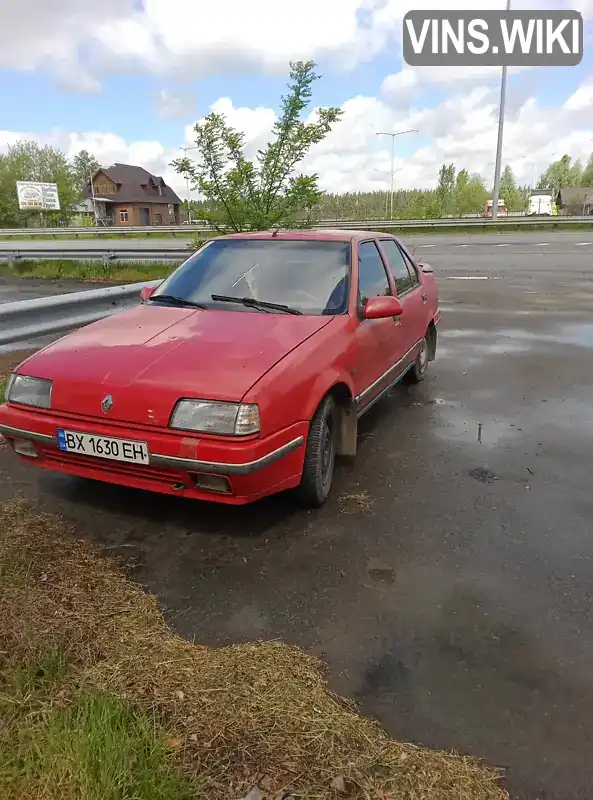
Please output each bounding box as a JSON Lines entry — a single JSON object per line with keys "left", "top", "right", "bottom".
{"left": 376, "top": 129, "right": 419, "bottom": 219}
{"left": 89, "top": 170, "right": 98, "bottom": 225}
{"left": 491, "top": 0, "right": 512, "bottom": 220}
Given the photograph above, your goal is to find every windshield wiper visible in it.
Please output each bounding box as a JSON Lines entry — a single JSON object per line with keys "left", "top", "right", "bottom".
{"left": 148, "top": 294, "right": 207, "bottom": 309}
{"left": 211, "top": 294, "right": 302, "bottom": 315}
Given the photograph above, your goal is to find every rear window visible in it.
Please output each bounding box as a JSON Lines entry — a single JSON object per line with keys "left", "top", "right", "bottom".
{"left": 153, "top": 238, "right": 351, "bottom": 316}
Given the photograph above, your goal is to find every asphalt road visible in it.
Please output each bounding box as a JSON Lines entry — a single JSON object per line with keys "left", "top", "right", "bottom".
{"left": 0, "top": 229, "right": 592, "bottom": 255}
{"left": 2, "top": 237, "right": 593, "bottom": 798}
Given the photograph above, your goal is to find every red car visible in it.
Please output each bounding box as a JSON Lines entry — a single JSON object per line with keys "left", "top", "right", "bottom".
{"left": 0, "top": 230, "right": 439, "bottom": 507}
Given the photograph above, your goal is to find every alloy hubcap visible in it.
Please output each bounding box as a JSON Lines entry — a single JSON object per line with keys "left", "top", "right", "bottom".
{"left": 321, "top": 420, "right": 333, "bottom": 481}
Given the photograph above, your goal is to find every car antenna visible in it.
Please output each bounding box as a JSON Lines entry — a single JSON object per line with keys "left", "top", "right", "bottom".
{"left": 271, "top": 226, "right": 280, "bottom": 237}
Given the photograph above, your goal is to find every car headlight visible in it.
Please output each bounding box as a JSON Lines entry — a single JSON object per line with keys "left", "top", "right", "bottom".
{"left": 7, "top": 374, "right": 53, "bottom": 409}
{"left": 170, "top": 400, "right": 260, "bottom": 436}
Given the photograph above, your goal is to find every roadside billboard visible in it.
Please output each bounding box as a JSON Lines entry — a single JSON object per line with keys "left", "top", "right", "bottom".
{"left": 16, "top": 181, "right": 61, "bottom": 211}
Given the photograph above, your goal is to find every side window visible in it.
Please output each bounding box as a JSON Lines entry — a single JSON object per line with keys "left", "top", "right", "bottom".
{"left": 357, "top": 241, "right": 391, "bottom": 305}
{"left": 402, "top": 247, "right": 420, "bottom": 287}
{"left": 379, "top": 239, "right": 417, "bottom": 294}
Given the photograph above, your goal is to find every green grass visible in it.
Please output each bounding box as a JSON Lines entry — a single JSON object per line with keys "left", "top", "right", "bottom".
{"left": 0, "top": 530, "right": 194, "bottom": 800}
{"left": 0, "top": 379, "right": 6, "bottom": 401}
{"left": 0, "top": 652, "right": 194, "bottom": 800}
{"left": 0, "top": 260, "right": 179, "bottom": 283}
{"left": 0, "top": 497, "right": 508, "bottom": 800}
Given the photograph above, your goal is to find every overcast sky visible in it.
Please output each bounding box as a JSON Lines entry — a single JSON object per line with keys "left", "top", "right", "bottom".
{"left": 1, "top": 0, "right": 592, "bottom": 197}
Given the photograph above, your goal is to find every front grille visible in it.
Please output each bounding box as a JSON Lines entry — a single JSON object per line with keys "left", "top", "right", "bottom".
{"left": 42, "top": 448, "right": 183, "bottom": 487}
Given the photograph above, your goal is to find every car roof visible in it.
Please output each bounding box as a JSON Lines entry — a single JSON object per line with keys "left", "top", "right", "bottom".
{"left": 217, "top": 229, "right": 397, "bottom": 243}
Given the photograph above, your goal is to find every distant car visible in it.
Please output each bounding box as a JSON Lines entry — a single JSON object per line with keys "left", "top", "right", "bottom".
{"left": 0, "top": 230, "right": 440, "bottom": 507}
{"left": 484, "top": 199, "right": 508, "bottom": 217}
{"left": 527, "top": 194, "right": 554, "bottom": 216}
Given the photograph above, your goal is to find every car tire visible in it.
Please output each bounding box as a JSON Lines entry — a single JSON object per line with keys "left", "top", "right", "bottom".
{"left": 297, "top": 395, "right": 337, "bottom": 508}
{"left": 405, "top": 335, "right": 429, "bottom": 384}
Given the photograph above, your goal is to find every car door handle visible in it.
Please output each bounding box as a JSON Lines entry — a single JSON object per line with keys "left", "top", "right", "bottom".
{"left": 421, "top": 293, "right": 428, "bottom": 303}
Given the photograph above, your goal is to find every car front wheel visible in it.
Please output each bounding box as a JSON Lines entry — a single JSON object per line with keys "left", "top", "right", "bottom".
{"left": 297, "top": 395, "right": 337, "bottom": 507}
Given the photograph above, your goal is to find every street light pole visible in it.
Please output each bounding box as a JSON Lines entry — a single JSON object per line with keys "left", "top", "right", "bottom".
{"left": 376, "top": 129, "right": 419, "bottom": 219}
{"left": 491, "top": 0, "right": 511, "bottom": 220}
{"left": 389, "top": 135, "right": 395, "bottom": 219}
{"left": 374, "top": 168, "right": 402, "bottom": 216}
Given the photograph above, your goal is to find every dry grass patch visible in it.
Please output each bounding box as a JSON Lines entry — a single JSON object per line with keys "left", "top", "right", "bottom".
{"left": 0, "top": 498, "right": 509, "bottom": 800}
{"left": 339, "top": 490, "right": 375, "bottom": 515}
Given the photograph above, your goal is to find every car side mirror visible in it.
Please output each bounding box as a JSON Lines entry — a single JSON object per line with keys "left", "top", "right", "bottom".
{"left": 364, "top": 295, "right": 403, "bottom": 320}
{"left": 418, "top": 262, "right": 433, "bottom": 274}
{"left": 140, "top": 286, "right": 156, "bottom": 302}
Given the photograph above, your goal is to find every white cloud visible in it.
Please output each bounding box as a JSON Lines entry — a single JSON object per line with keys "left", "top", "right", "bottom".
{"left": 154, "top": 89, "right": 196, "bottom": 120}
{"left": 2, "top": 70, "right": 592, "bottom": 198}
{"left": 381, "top": 65, "right": 533, "bottom": 107}
{"left": 0, "top": 0, "right": 136, "bottom": 89}
{"left": 0, "top": 0, "right": 381, "bottom": 88}
{"left": 191, "top": 99, "right": 277, "bottom": 155}
{"left": 2, "top": 0, "right": 591, "bottom": 88}
{"left": 564, "top": 79, "right": 593, "bottom": 112}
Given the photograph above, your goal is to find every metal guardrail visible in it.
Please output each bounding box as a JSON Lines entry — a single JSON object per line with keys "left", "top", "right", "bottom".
{"left": 0, "top": 280, "right": 161, "bottom": 347}
{"left": 0, "top": 216, "right": 591, "bottom": 238}
{"left": 0, "top": 248, "right": 185, "bottom": 263}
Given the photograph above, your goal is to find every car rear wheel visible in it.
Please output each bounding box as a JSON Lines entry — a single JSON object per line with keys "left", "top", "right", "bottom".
{"left": 297, "top": 395, "right": 337, "bottom": 507}
{"left": 405, "top": 335, "right": 429, "bottom": 384}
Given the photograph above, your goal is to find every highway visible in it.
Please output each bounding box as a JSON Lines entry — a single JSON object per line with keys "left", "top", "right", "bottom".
{"left": 0, "top": 229, "right": 592, "bottom": 260}
{"left": 1, "top": 232, "right": 593, "bottom": 798}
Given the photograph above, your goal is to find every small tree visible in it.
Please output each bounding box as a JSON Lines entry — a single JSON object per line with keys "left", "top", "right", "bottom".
{"left": 580, "top": 153, "right": 593, "bottom": 187}
{"left": 71, "top": 150, "right": 101, "bottom": 194}
{"left": 499, "top": 165, "right": 523, "bottom": 211}
{"left": 171, "top": 61, "right": 342, "bottom": 232}
{"left": 436, "top": 163, "right": 456, "bottom": 216}
{"left": 537, "top": 154, "right": 575, "bottom": 194}
{"left": 455, "top": 170, "right": 488, "bottom": 216}
{"left": 0, "top": 141, "right": 78, "bottom": 227}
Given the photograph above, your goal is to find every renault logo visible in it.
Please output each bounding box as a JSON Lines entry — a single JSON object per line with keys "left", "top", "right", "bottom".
{"left": 101, "top": 395, "right": 114, "bottom": 414}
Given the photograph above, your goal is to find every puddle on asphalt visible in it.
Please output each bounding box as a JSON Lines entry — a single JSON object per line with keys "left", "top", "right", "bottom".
{"left": 439, "top": 330, "right": 533, "bottom": 364}
{"left": 442, "top": 329, "right": 481, "bottom": 339}
{"left": 431, "top": 390, "right": 593, "bottom": 448}
{"left": 440, "top": 322, "right": 593, "bottom": 367}
{"left": 489, "top": 325, "right": 593, "bottom": 350}
{"left": 433, "top": 411, "right": 518, "bottom": 448}
{"left": 557, "top": 324, "right": 593, "bottom": 348}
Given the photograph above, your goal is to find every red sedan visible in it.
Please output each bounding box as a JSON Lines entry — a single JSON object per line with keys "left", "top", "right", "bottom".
{"left": 0, "top": 230, "right": 439, "bottom": 507}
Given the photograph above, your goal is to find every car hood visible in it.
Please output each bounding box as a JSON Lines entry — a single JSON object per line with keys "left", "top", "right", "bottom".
{"left": 18, "top": 304, "right": 333, "bottom": 427}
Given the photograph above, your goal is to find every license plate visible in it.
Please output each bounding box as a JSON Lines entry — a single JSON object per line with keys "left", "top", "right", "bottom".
{"left": 57, "top": 429, "right": 149, "bottom": 465}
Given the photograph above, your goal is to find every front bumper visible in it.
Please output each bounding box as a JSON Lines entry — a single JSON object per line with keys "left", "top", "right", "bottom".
{"left": 0, "top": 404, "right": 308, "bottom": 504}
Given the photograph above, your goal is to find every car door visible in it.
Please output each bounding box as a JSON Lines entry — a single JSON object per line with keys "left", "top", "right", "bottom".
{"left": 377, "top": 238, "right": 427, "bottom": 361}
{"left": 352, "top": 240, "right": 404, "bottom": 409}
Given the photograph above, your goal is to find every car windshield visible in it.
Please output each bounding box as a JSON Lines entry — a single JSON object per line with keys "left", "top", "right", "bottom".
{"left": 151, "top": 238, "right": 351, "bottom": 316}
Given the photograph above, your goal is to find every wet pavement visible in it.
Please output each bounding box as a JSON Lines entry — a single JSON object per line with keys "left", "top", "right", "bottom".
{"left": 2, "top": 245, "right": 593, "bottom": 798}
{"left": 0, "top": 276, "right": 100, "bottom": 304}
